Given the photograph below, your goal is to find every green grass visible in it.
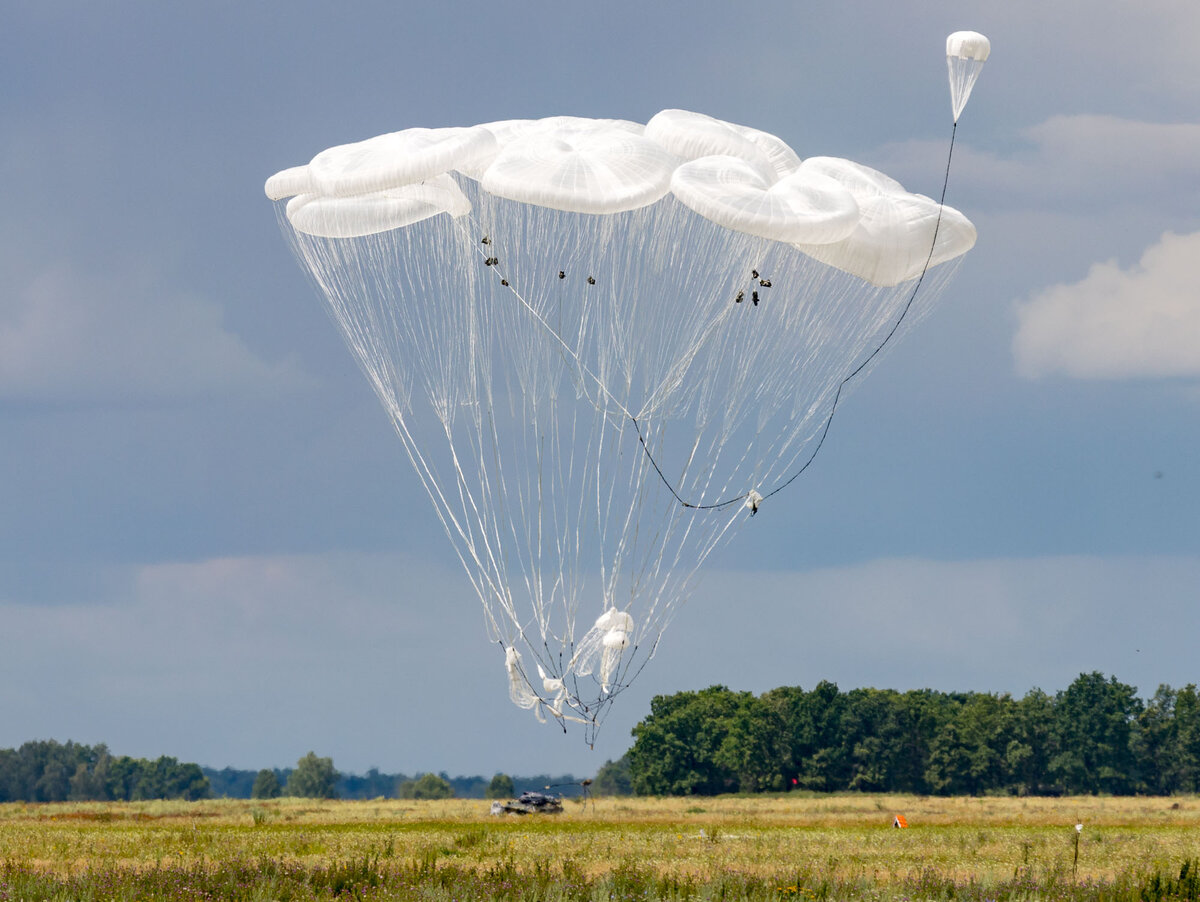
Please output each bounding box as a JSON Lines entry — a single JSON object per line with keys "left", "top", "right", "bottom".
{"left": 2, "top": 796, "right": 1198, "bottom": 900}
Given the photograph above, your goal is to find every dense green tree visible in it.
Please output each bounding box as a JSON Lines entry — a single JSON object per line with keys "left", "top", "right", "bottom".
{"left": 485, "top": 773, "right": 515, "bottom": 799}
{"left": 0, "top": 748, "right": 17, "bottom": 801}
{"left": 36, "top": 760, "right": 71, "bottom": 802}
{"left": 1050, "top": 672, "right": 1142, "bottom": 794}
{"left": 895, "top": 690, "right": 963, "bottom": 793}
{"left": 1171, "top": 685, "right": 1200, "bottom": 792}
{"left": 629, "top": 686, "right": 748, "bottom": 795}
{"left": 285, "top": 752, "right": 338, "bottom": 799}
{"left": 0, "top": 742, "right": 205, "bottom": 802}
{"left": 1004, "top": 688, "right": 1056, "bottom": 795}
{"left": 68, "top": 745, "right": 111, "bottom": 801}
{"left": 125, "top": 757, "right": 210, "bottom": 801}
{"left": 623, "top": 673, "right": 1187, "bottom": 797}
{"left": 767, "top": 682, "right": 849, "bottom": 791}
{"left": 1136, "top": 684, "right": 1200, "bottom": 794}
{"left": 398, "top": 773, "right": 454, "bottom": 799}
{"left": 252, "top": 769, "right": 282, "bottom": 799}
{"left": 714, "top": 692, "right": 786, "bottom": 792}
{"left": 926, "top": 693, "right": 1014, "bottom": 795}
{"left": 105, "top": 756, "right": 141, "bottom": 801}
{"left": 838, "top": 688, "right": 920, "bottom": 792}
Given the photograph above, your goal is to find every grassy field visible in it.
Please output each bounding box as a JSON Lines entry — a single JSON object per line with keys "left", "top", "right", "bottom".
{"left": 2, "top": 794, "right": 1198, "bottom": 900}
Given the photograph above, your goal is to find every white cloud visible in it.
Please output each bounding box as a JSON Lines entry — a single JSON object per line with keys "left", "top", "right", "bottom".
{"left": 0, "top": 263, "right": 310, "bottom": 403}
{"left": 1012, "top": 230, "right": 1200, "bottom": 379}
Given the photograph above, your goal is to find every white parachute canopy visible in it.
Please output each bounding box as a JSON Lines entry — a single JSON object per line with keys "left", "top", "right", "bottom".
{"left": 265, "top": 43, "right": 983, "bottom": 741}
{"left": 946, "top": 31, "right": 991, "bottom": 122}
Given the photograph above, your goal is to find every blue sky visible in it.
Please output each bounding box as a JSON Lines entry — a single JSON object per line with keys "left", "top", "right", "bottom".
{"left": 2, "top": 2, "right": 1198, "bottom": 779}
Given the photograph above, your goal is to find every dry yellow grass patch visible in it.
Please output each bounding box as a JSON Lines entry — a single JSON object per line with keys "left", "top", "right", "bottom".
{"left": 1, "top": 794, "right": 1196, "bottom": 884}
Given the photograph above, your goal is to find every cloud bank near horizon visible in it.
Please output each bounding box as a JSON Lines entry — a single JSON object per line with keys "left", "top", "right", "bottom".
{"left": 2, "top": 550, "right": 1194, "bottom": 775}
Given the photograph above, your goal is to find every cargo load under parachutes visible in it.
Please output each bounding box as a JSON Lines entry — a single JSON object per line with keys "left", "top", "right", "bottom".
{"left": 266, "top": 34, "right": 989, "bottom": 743}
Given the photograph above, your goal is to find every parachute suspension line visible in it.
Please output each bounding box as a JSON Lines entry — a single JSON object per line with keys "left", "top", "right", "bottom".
{"left": 762, "top": 120, "right": 958, "bottom": 502}
{"left": 458, "top": 208, "right": 756, "bottom": 518}
{"left": 270, "top": 103, "right": 983, "bottom": 742}
{"left": 456, "top": 217, "right": 638, "bottom": 425}
{"left": 631, "top": 417, "right": 745, "bottom": 511}
{"left": 628, "top": 121, "right": 962, "bottom": 512}
{"left": 451, "top": 205, "right": 732, "bottom": 709}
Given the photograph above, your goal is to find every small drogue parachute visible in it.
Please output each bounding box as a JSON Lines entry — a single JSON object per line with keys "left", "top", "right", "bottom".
{"left": 266, "top": 34, "right": 988, "bottom": 741}
{"left": 946, "top": 31, "right": 991, "bottom": 123}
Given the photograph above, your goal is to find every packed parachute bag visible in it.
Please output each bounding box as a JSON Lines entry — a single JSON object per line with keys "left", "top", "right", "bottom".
{"left": 265, "top": 33, "right": 990, "bottom": 744}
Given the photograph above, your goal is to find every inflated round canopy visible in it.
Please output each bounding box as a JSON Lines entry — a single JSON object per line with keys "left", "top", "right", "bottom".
{"left": 284, "top": 175, "right": 471, "bottom": 239}
{"left": 480, "top": 124, "right": 677, "bottom": 214}
{"left": 946, "top": 30, "right": 991, "bottom": 61}
{"left": 308, "top": 126, "right": 497, "bottom": 198}
{"left": 784, "top": 156, "right": 975, "bottom": 285}
{"left": 459, "top": 116, "right": 645, "bottom": 180}
{"left": 264, "top": 165, "right": 314, "bottom": 201}
{"left": 645, "top": 109, "right": 775, "bottom": 180}
{"left": 730, "top": 124, "right": 803, "bottom": 180}
{"left": 796, "top": 191, "right": 976, "bottom": 286}
{"left": 266, "top": 109, "right": 977, "bottom": 282}
{"left": 799, "top": 156, "right": 908, "bottom": 198}
{"left": 670, "top": 155, "right": 859, "bottom": 245}
{"left": 946, "top": 31, "right": 991, "bottom": 122}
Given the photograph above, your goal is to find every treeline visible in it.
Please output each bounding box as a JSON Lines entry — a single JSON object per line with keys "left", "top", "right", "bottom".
{"left": 0, "top": 741, "right": 209, "bottom": 802}
{"left": 204, "top": 765, "right": 585, "bottom": 800}
{"left": 0, "top": 739, "right": 584, "bottom": 803}
{"left": 627, "top": 672, "right": 1200, "bottom": 796}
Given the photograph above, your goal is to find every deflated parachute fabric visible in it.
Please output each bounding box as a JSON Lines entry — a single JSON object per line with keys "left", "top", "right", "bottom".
{"left": 568, "top": 608, "right": 636, "bottom": 693}
{"left": 946, "top": 31, "right": 991, "bottom": 123}
{"left": 505, "top": 646, "right": 539, "bottom": 711}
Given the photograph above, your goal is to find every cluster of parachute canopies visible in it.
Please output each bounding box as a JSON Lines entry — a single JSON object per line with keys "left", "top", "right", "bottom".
{"left": 269, "top": 115, "right": 964, "bottom": 289}
{"left": 265, "top": 32, "right": 990, "bottom": 734}
{"left": 265, "top": 33, "right": 989, "bottom": 289}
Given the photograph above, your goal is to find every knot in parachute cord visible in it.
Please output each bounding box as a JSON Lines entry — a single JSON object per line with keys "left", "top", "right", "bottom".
{"left": 634, "top": 121, "right": 961, "bottom": 513}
